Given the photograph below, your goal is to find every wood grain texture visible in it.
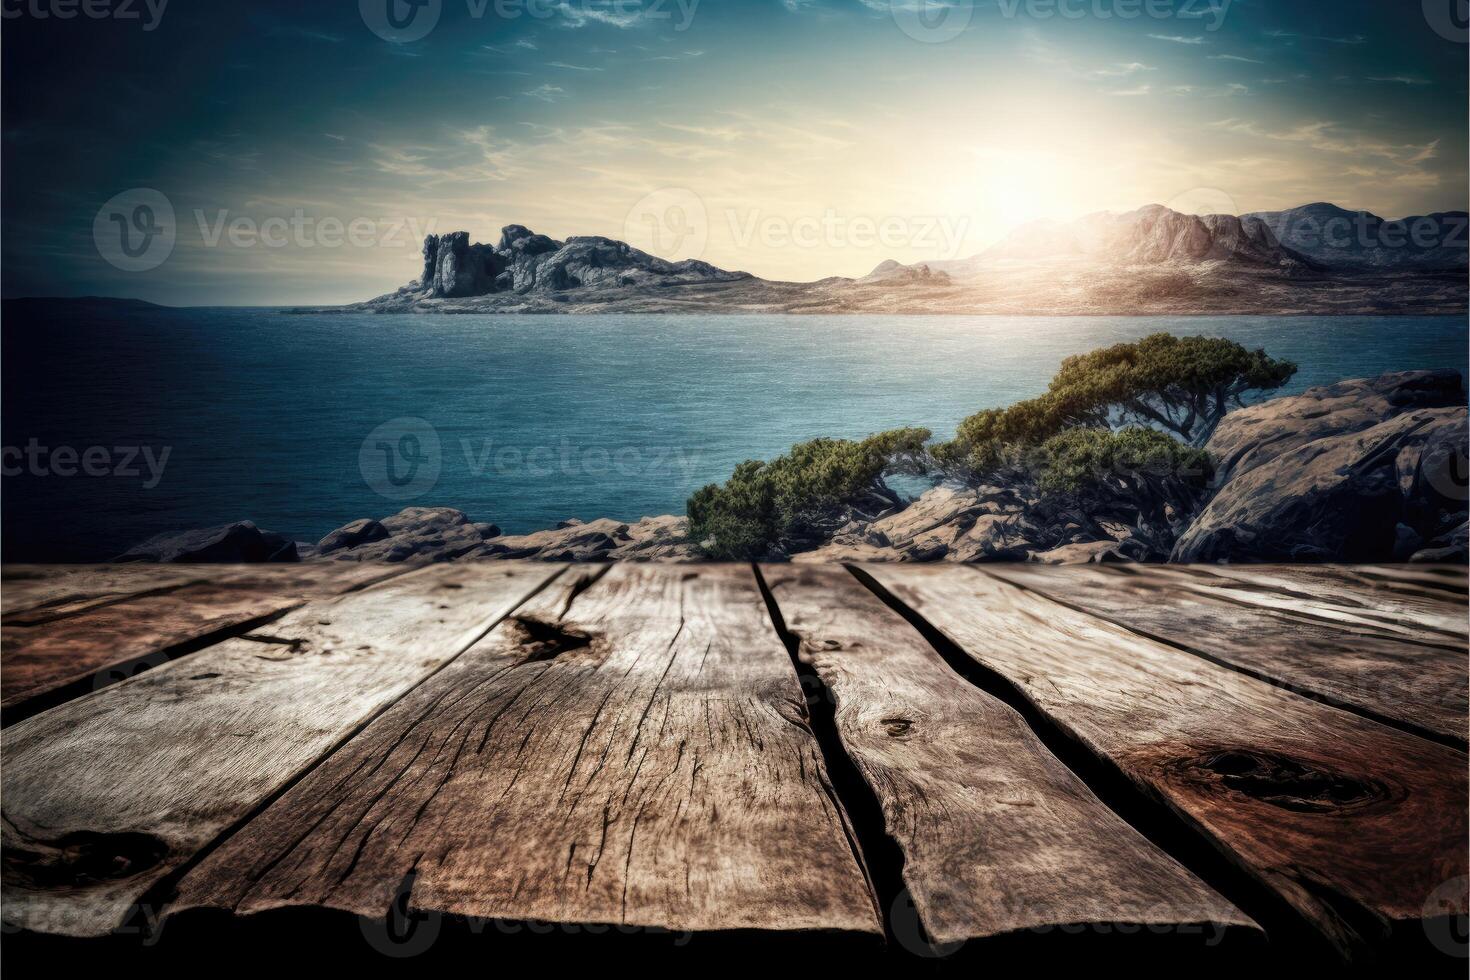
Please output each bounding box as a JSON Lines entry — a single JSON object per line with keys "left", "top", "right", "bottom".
{"left": 759, "top": 564, "right": 1252, "bottom": 944}
{"left": 1, "top": 562, "right": 561, "bottom": 937}
{"left": 1114, "top": 564, "right": 1467, "bottom": 644}
{"left": 986, "top": 563, "right": 1468, "bottom": 747}
{"left": 2, "top": 564, "right": 406, "bottom": 713}
{"left": 172, "top": 564, "right": 882, "bottom": 936}
{"left": 861, "top": 564, "right": 1468, "bottom": 957}
{"left": 2, "top": 565, "right": 205, "bottom": 618}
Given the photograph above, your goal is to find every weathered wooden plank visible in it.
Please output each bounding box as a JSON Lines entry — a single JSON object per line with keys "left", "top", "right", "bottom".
{"left": 0, "top": 562, "right": 561, "bottom": 938}
{"left": 1122, "top": 564, "right": 1467, "bottom": 643}
{"left": 2, "top": 564, "right": 206, "bottom": 617}
{"left": 172, "top": 564, "right": 882, "bottom": 936}
{"left": 860, "top": 564, "right": 1469, "bottom": 957}
{"left": 1, "top": 564, "right": 407, "bottom": 714}
{"left": 986, "top": 564, "right": 1468, "bottom": 747}
{"left": 759, "top": 565, "right": 1252, "bottom": 944}
{"left": 1353, "top": 564, "right": 1469, "bottom": 597}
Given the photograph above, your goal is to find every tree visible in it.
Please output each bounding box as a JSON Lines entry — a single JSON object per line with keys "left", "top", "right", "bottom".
{"left": 933, "top": 333, "right": 1295, "bottom": 478}
{"left": 1046, "top": 334, "right": 1296, "bottom": 446}
{"left": 687, "top": 428, "right": 931, "bottom": 560}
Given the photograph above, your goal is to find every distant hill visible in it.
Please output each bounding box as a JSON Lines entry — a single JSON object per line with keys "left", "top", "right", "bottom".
{"left": 1242, "top": 203, "right": 1468, "bottom": 271}
{"left": 928, "top": 204, "right": 1318, "bottom": 277}
{"left": 327, "top": 204, "right": 1467, "bottom": 316}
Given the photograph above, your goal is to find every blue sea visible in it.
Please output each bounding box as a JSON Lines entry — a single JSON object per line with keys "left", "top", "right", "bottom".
{"left": 2, "top": 307, "right": 1465, "bottom": 561}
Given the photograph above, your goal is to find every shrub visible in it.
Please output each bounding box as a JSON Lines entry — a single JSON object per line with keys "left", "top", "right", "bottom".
{"left": 687, "top": 427, "right": 931, "bottom": 560}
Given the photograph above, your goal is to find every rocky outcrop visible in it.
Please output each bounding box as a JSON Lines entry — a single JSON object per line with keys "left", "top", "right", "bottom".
{"left": 1173, "top": 371, "right": 1468, "bottom": 563}
{"left": 116, "top": 521, "right": 299, "bottom": 563}
{"left": 477, "top": 515, "right": 694, "bottom": 562}
{"left": 407, "top": 225, "right": 749, "bottom": 301}
{"left": 794, "top": 485, "right": 1040, "bottom": 563}
{"left": 311, "top": 507, "right": 497, "bottom": 562}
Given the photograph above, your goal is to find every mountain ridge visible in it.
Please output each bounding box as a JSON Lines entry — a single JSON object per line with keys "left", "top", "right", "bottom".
{"left": 326, "top": 201, "right": 1467, "bottom": 316}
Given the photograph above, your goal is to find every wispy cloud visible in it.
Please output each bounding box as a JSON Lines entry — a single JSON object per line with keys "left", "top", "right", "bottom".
{"left": 1148, "top": 34, "right": 1206, "bottom": 45}
{"left": 548, "top": 61, "right": 605, "bottom": 71}
{"left": 1367, "top": 75, "right": 1432, "bottom": 86}
{"left": 1210, "top": 54, "right": 1263, "bottom": 64}
{"left": 524, "top": 84, "right": 567, "bottom": 102}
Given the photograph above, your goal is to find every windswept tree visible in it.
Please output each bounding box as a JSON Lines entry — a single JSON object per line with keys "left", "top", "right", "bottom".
{"left": 933, "top": 333, "right": 1296, "bottom": 476}
{"left": 687, "top": 427, "right": 931, "bottom": 560}
{"left": 1046, "top": 334, "right": 1297, "bottom": 446}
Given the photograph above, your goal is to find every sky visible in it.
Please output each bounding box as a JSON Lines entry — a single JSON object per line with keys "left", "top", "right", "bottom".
{"left": 2, "top": 0, "right": 1466, "bottom": 304}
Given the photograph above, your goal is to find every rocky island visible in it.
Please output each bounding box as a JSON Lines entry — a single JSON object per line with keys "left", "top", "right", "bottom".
{"left": 310, "top": 202, "right": 1468, "bottom": 317}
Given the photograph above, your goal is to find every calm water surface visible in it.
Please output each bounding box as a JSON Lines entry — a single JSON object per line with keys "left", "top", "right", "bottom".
{"left": 3, "top": 309, "right": 1465, "bottom": 560}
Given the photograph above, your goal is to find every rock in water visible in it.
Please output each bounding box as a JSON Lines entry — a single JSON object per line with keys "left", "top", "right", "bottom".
{"left": 116, "top": 521, "right": 299, "bottom": 563}
{"left": 1172, "top": 370, "right": 1468, "bottom": 562}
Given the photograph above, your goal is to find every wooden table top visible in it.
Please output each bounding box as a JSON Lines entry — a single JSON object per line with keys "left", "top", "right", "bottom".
{"left": 1, "top": 561, "right": 1465, "bottom": 968}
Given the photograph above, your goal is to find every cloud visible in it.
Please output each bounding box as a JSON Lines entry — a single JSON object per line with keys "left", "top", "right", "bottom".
{"left": 524, "top": 84, "right": 567, "bottom": 102}
{"left": 1148, "top": 34, "right": 1206, "bottom": 45}
{"left": 660, "top": 121, "right": 743, "bottom": 140}
{"left": 548, "top": 61, "right": 605, "bottom": 71}
{"left": 555, "top": 1, "right": 645, "bottom": 28}
{"left": 1092, "top": 62, "right": 1155, "bottom": 77}
{"left": 1209, "top": 54, "right": 1263, "bottom": 64}
{"left": 1367, "top": 75, "right": 1432, "bottom": 86}
{"left": 1105, "top": 85, "right": 1152, "bottom": 97}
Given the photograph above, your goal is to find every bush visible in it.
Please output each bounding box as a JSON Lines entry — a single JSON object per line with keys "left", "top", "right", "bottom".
{"left": 1037, "top": 427, "right": 1212, "bottom": 496}
{"left": 687, "top": 428, "right": 931, "bottom": 560}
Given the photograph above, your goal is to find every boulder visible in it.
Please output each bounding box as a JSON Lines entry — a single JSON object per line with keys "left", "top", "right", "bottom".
{"left": 116, "top": 521, "right": 298, "bottom": 563}
{"left": 1173, "top": 371, "right": 1467, "bottom": 563}
{"left": 316, "top": 518, "right": 389, "bottom": 555}
{"left": 475, "top": 517, "right": 631, "bottom": 561}
{"left": 322, "top": 507, "right": 494, "bottom": 563}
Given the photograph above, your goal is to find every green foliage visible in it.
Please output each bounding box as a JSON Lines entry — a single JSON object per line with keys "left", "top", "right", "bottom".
{"left": 933, "top": 333, "right": 1296, "bottom": 478}
{"left": 1036, "top": 427, "right": 1212, "bottom": 496}
{"left": 687, "top": 427, "right": 931, "bottom": 560}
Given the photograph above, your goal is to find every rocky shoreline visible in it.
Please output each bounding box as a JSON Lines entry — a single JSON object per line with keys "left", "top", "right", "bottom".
{"left": 118, "top": 370, "right": 1468, "bottom": 566}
